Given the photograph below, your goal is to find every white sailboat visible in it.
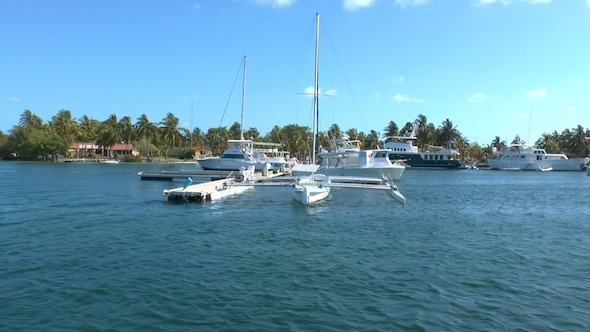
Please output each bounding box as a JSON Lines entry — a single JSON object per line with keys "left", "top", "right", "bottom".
{"left": 292, "top": 13, "right": 331, "bottom": 205}
{"left": 197, "top": 55, "right": 257, "bottom": 171}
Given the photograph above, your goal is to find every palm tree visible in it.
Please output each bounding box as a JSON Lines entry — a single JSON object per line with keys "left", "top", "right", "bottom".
{"left": 19, "top": 110, "right": 44, "bottom": 129}
{"left": 96, "top": 121, "right": 120, "bottom": 158}
{"left": 228, "top": 122, "right": 242, "bottom": 140}
{"left": 364, "top": 130, "right": 381, "bottom": 149}
{"left": 415, "top": 114, "right": 428, "bottom": 131}
{"left": 437, "top": 119, "right": 461, "bottom": 145}
{"left": 50, "top": 109, "right": 77, "bottom": 141}
{"left": 345, "top": 128, "right": 359, "bottom": 141}
{"left": 160, "top": 112, "right": 182, "bottom": 149}
{"left": 95, "top": 114, "right": 120, "bottom": 157}
{"left": 382, "top": 121, "right": 399, "bottom": 142}
{"left": 536, "top": 133, "right": 559, "bottom": 154}
{"left": 415, "top": 114, "right": 434, "bottom": 148}
{"left": 119, "top": 116, "right": 134, "bottom": 156}
{"left": 327, "top": 123, "right": 343, "bottom": 140}
{"left": 205, "top": 127, "right": 230, "bottom": 156}
{"left": 245, "top": 127, "right": 261, "bottom": 141}
{"left": 77, "top": 115, "right": 100, "bottom": 142}
{"left": 281, "top": 124, "right": 311, "bottom": 162}
{"left": 135, "top": 114, "right": 159, "bottom": 158}
{"left": 265, "top": 125, "right": 282, "bottom": 143}
{"left": 565, "top": 125, "right": 588, "bottom": 157}
{"left": 191, "top": 127, "right": 204, "bottom": 147}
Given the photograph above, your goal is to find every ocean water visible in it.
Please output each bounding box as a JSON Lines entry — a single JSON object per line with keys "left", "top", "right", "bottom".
{"left": 1, "top": 161, "right": 589, "bottom": 331}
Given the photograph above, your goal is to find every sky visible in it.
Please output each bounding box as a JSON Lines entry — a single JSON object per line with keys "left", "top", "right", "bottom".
{"left": 1, "top": 0, "right": 589, "bottom": 145}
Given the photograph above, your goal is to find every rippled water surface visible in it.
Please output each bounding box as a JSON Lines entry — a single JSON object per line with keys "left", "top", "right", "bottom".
{"left": 1, "top": 161, "right": 589, "bottom": 330}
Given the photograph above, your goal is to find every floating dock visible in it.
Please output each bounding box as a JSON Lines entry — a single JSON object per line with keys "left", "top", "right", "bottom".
{"left": 164, "top": 177, "right": 253, "bottom": 202}
{"left": 138, "top": 169, "right": 235, "bottom": 181}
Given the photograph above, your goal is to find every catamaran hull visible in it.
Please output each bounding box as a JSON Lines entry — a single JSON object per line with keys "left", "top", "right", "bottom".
{"left": 292, "top": 185, "right": 330, "bottom": 205}
{"left": 318, "top": 167, "right": 404, "bottom": 180}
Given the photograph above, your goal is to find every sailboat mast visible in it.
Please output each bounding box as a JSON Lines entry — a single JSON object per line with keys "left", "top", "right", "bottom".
{"left": 312, "top": 13, "right": 320, "bottom": 164}
{"left": 190, "top": 103, "right": 194, "bottom": 147}
{"left": 241, "top": 55, "right": 247, "bottom": 140}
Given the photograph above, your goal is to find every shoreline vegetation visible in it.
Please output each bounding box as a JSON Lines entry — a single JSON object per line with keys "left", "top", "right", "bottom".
{"left": 1, "top": 109, "right": 589, "bottom": 162}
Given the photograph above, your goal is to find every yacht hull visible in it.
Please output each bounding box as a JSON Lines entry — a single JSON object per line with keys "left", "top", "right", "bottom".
{"left": 388, "top": 153, "right": 461, "bottom": 169}
{"left": 487, "top": 158, "right": 588, "bottom": 171}
{"left": 198, "top": 157, "right": 255, "bottom": 171}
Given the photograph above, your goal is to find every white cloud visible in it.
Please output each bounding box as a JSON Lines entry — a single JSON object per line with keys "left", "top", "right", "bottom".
{"left": 523, "top": 88, "right": 547, "bottom": 99}
{"left": 473, "top": 0, "right": 510, "bottom": 6}
{"left": 373, "top": 92, "right": 382, "bottom": 99}
{"left": 303, "top": 86, "right": 337, "bottom": 97}
{"left": 7, "top": 97, "right": 21, "bottom": 103}
{"left": 343, "top": 0, "right": 376, "bottom": 10}
{"left": 391, "top": 93, "right": 425, "bottom": 103}
{"left": 394, "top": 0, "right": 430, "bottom": 8}
{"left": 473, "top": 0, "right": 552, "bottom": 5}
{"left": 469, "top": 92, "right": 489, "bottom": 103}
{"left": 393, "top": 76, "right": 406, "bottom": 84}
{"left": 250, "top": 0, "right": 296, "bottom": 8}
{"left": 182, "top": 95, "right": 199, "bottom": 102}
{"left": 562, "top": 105, "right": 578, "bottom": 113}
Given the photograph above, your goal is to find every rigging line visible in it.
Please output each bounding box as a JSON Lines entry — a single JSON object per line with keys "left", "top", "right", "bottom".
{"left": 216, "top": 58, "right": 245, "bottom": 135}
{"left": 258, "top": 18, "right": 316, "bottom": 134}
{"left": 321, "top": 20, "right": 366, "bottom": 131}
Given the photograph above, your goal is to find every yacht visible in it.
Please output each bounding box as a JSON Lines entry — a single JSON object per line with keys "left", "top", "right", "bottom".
{"left": 197, "top": 139, "right": 257, "bottom": 171}
{"left": 384, "top": 123, "right": 461, "bottom": 169}
{"left": 317, "top": 138, "right": 405, "bottom": 180}
{"left": 252, "top": 142, "right": 293, "bottom": 171}
{"left": 487, "top": 137, "right": 589, "bottom": 171}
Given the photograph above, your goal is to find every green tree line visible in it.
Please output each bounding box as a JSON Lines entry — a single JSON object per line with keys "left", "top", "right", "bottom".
{"left": 1, "top": 109, "right": 588, "bottom": 162}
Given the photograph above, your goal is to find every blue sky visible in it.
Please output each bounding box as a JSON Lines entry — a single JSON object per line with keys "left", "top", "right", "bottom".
{"left": 1, "top": 0, "right": 589, "bottom": 145}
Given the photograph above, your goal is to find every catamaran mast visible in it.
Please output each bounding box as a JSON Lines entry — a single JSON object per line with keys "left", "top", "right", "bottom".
{"left": 312, "top": 13, "right": 320, "bottom": 164}
{"left": 241, "top": 55, "right": 247, "bottom": 140}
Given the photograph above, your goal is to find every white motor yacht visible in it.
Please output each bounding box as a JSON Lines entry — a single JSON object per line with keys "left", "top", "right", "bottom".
{"left": 317, "top": 138, "right": 405, "bottom": 180}
{"left": 487, "top": 137, "right": 589, "bottom": 171}
{"left": 197, "top": 139, "right": 257, "bottom": 171}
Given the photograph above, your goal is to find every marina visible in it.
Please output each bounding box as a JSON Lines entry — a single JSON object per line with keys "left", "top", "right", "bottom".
{"left": 3, "top": 161, "right": 590, "bottom": 331}
{"left": 159, "top": 164, "right": 406, "bottom": 205}
{"left": 1, "top": 4, "right": 590, "bottom": 331}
